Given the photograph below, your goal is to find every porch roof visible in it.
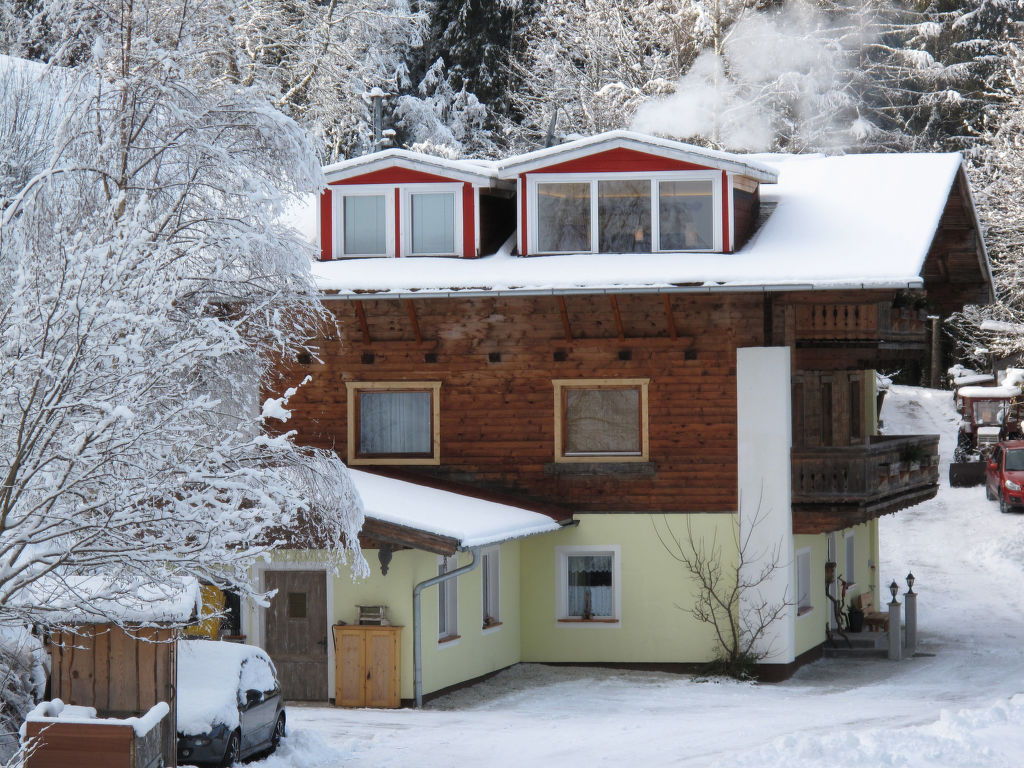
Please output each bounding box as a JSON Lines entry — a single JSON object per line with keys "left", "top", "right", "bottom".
{"left": 352, "top": 470, "right": 564, "bottom": 554}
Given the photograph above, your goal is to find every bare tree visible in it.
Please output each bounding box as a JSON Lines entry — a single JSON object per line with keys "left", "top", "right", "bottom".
{"left": 653, "top": 506, "right": 790, "bottom": 679}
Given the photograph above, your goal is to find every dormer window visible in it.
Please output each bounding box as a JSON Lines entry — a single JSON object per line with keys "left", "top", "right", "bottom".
{"left": 526, "top": 172, "right": 721, "bottom": 255}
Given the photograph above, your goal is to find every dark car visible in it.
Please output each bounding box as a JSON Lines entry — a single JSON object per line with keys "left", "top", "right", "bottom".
{"left": 985, "top": 440, "right": 1024, "bottom": 513}
{"left": 177, "top": 639, "right": 286, "bottom": 766}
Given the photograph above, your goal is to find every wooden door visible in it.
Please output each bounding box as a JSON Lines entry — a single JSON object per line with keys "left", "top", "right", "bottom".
{"left": 336, "top": 629, "right": 366, "bottom": 707}
{"left": 264, "top": 570, "right": 328, "bottom": 701}
{"left": 365, "top": 629, "right": 400, "bottom": 708}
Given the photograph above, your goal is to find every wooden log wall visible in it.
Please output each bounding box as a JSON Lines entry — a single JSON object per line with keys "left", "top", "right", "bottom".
{"left": 275, "top": 292, "right": 768, "bottom": 513}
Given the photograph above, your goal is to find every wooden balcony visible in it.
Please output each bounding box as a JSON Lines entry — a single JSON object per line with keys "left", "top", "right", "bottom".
{"left": 791, "top": 435, "right": 940, "bottom": 534}
{"left": 793, "top": 303, "right": 928, "bottom": 349}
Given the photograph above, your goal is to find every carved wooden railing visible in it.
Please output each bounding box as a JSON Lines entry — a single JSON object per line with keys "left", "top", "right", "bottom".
{"left": 791, "top": 435, "right": 940, "bottom": 508}
{"left": 793, "top": 303, "right": 928, "bottom": 346}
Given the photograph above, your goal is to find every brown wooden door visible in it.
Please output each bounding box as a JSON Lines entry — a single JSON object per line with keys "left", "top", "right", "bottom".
{"left": 264, "top": 570, "right": 328, "bottom": 701}
{"left": 365, "top": 628, "right": 400, "bottom": 708}
{"left": 336, "top": 629, "right": 366, "bottom": 707}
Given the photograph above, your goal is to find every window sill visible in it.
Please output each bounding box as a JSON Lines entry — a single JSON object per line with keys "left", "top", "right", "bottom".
{"left": 438, "top": 634, "right": 461, "bottom": 646}
{"left": 545, "top": 461, "right": 656, "bottom": 477}
{"left": 797, "top": 606, "right": 813, "bottom": 617}
{"left": 482, "top": 621, "right": 503, "bottom": 635}
{"left": 557, "top": 618, "right": 620, "bottom": 624}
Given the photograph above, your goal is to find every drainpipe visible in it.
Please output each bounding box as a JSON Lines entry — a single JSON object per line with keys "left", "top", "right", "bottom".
{"left": 412, "top": 548, "right": 480, "bottom": 708}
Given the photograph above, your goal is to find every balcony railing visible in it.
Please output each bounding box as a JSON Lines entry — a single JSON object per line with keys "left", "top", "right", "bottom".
{"left": 793, "top": 303, "right": 928, "bottom": 348}
{"left": 791, "top": 435, "right": 940, "bottom": 533}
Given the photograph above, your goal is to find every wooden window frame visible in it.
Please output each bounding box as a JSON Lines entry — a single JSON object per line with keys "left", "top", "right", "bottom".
{"left": 553, "top": 378, "right": 650, "bottom": 463}
{"left": 555, "top": 545, "right": 621, "bottom": 624}
{"left": 438, "top": 554, "right": 459, "bottom": 643}
{"left": 526, "top": 171, "right": 722, "bottom": 255}
{"left": 346, "top": 381, "right": 441, "bottom": 466}
{"left": 796, "top": 547, "right": 812, "bottom": 617}
{"left": 481, "top": 546, "right": 501, "bottom": 631}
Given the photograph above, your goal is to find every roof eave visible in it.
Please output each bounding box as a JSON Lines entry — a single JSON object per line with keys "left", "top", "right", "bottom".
{"left": 323, "top": 151, "right": 506, "bottom": 188}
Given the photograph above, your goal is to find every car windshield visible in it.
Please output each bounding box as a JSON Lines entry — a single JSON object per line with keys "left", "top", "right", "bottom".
{"left": 1005, "top": 450, "right": 1024, "bottom": 471}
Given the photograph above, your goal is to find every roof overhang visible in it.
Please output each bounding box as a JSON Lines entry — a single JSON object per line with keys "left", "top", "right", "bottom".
{"left": 323, "top": 149, "right": 509, "bottom": 189}
{"left": 495, "top": 130, "right": 779, "bottom": 183}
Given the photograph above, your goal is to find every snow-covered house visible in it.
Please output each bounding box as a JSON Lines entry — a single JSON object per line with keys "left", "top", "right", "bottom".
{"left": 252, "top": 132, "right": 992, "bottom": 704}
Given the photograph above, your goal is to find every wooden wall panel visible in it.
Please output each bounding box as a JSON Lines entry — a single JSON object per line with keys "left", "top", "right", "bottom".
{"left": 275, "top": 293, "right": 768, "bottom": 513}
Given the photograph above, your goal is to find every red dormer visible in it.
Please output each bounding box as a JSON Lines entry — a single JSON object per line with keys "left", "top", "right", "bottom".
{"left": 495, "top": 131, "right": 778, "bottom": 256}
{"left": 319, "top": 150, "right": 513, "bottom": 261}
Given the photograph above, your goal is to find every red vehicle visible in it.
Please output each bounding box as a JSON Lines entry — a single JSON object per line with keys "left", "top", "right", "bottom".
{"left": 985, "top": 440, "right": 1024, "bottom": 513}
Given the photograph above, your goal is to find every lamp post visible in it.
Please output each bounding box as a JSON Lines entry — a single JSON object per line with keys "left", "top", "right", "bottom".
{"left": 904, "top": 572, "right": 917, "bottom": 655}
{"left": 888, "top": 579, "right": 902, "bottom": 661}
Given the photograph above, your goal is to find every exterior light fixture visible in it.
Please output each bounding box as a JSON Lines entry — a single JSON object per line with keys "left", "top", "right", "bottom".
{"left": 906, "top": 572, "right": 915, "bottom": 594}
{"left": 889, "top": 580, "right": 899, "bottom": 602}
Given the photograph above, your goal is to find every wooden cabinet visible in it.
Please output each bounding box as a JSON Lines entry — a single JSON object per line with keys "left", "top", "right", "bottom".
{"left": 334, "top": 625, "right": 402, "bottom": 708}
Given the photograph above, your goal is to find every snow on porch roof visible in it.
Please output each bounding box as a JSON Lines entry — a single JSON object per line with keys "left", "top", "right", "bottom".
{"left": 351, "top": 470, "right": 563, "bottom": 551}
{"left": 310, "top": 151, "right": 979, "bottom": 297}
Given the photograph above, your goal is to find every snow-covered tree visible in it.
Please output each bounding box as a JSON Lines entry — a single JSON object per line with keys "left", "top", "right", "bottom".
{"left": 0, "top": 0, "right": 367, "bottom": 631}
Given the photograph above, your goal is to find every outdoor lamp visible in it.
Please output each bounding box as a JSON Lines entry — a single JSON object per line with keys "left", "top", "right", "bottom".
{"left": 906, "top": 572, "right": 915, "bottom": 594}
{"left": 889, "top": 580, "right": 899, "bottom": 602}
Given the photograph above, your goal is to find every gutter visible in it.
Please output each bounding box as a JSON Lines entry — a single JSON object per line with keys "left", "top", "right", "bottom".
{"left": 411, "top": 548, "right": 480, "bottom": 708}
{"left": 318, "top": 281, "right": 924, "bottom": 302}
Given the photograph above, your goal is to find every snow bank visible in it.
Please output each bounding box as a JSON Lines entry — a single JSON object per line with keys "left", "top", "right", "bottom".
{"left": 23, "top": 699, "right": 169, "bottom": 737}
{"left": 177, "top": 640, "right": 277, "bottom": 736}
{"left": 351, "top": 470, "right": 562, "bottom": 548}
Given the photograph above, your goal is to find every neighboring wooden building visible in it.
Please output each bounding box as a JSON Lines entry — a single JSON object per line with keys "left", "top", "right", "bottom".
{"left": 253, "top": 132, "right": 993, "bottom": 701}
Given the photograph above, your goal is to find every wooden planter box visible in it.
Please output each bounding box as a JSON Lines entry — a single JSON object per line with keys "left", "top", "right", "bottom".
{"left": 23, "top": 702, "right": 167, "bottom": 768}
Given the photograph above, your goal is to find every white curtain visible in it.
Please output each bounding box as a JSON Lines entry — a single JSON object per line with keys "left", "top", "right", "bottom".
{"left": 359, "top": 391, "right": 431, "bottom": 454}
{"left": 411, "top": 193, "right": 455, "bottom": 254}
{"left": 567, "top": 555, "right": 613, "bottom": 617}
{"left": 344, "top": 195, "right": 386, "bottom": 254}
{"left": 537, "top": 182, "right": 591, "bottom": 252}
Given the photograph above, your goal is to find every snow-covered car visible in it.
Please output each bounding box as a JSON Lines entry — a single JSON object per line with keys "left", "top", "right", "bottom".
{"left": 177, "top": 639, "right": 286, "bottom": 766}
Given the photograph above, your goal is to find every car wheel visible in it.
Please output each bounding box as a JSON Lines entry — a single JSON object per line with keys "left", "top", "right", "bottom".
{"left": 221, "top": 731, "right": 241, "bottom": 767}
{"left": 271, "top": 714, "right": 285, "bottom": 752}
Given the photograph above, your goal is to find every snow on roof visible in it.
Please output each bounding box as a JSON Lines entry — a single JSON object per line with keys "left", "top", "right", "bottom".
{"left": 310, "top": 151, "right": 970, "bottom": 297}
{"left": 322, "top": 148, "right": 505, "bottom": 187}
{"left": 177, "top": 640, "right": 277, "bottom": 735}
{"left": 351, "top": 470, "right": 562, "bottom": 549}
{"left": 953, "top": 373, "right": 994, "bottom": 387}
{"left": 958, "top": 385, "right": 1022, "bottom": 399}
{"left": 494, "top": 130, "right": 779, "bottom": 182}
{"left": 29, "top": 575, "right": 202, "bottom": 624}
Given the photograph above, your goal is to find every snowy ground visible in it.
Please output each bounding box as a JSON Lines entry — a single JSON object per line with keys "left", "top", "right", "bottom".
{"left": 244, "top": 386, "right": 1024, "bottom": 767}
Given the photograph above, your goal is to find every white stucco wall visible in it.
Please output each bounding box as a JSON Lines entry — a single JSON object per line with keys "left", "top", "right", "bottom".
{"left": 736, "top": 346, "right": 795, "bottom": 664}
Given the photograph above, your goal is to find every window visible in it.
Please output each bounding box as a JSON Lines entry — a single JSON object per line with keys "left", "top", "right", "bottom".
{"left": 553, "top": 379, "right": 649, "bottom": 462}
{"left": 405, "top": 187, "right": 462, "bottom": 256}
{"left": 334, "top": 189, "right": 393, "bottom": 257}
{"left": 346, "top": 382, "right": 441, "bottom": 465}
{"left": 850, "top": 376, "right": 862, "bottom": 442}
{"left": 845, "top": 532, "right": 855, "bottom": 586}
{"left": 481, "top": 547, "right": 500, "bottom": 629}
{"left": 796, "top": 548, "right": 812, "bottom": 616}
{"left": 438, "top": 555, "right": 458, "bottom": 642}
{"left": 556, "top": 545, "right": 621, "bottom": 622}
{"left": 332, "top": 183, "right": 462, "bottom": 258}
{"left": 528, "top": 173, "right": 721, "bottom": 254}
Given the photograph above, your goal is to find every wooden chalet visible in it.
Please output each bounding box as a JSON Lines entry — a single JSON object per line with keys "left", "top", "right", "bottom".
{"left": 250, "top": 132, "right": 992, "bottom": 701}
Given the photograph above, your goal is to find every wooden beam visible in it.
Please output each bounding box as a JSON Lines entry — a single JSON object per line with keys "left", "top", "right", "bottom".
{"left": 548, "top": 336, "right": 693, "bottom": 349}
{"left": 361, "top": 517, "right": 460, "bottom": 555}
{"left": 405, "top": 300, "right": 423, "bottom": 344}
{"left": 609, "top": 296, "right": 625, "bottom": 340}
{"left": 354, "top": 302, "right": 372, "bottom": 344}
{"left": 557, "top": 297, "right": 573, "bottom": 342}
{"left": 662, "top": 294, "right": 677, "bottom": 340}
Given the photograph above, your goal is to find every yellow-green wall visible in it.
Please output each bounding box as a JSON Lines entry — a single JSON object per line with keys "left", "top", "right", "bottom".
{"left": 519, "top": 514, "right": 736, "bottom": 664}
{"left": 793, "top": 533, "right": 827, "bottom": 657}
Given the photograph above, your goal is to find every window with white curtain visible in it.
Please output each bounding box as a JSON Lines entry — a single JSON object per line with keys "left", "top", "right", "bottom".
{"left": 845, "top": 532, "right": 856, "bottom": 586}
{"left": 556, "top": 545, "right": 621, "bottom": 622}
{"left": 410, "top": 192, "right": 456, "bottom": 255}
{"left": 481, "top": 547, "right": 500, "bottom": 629}
{"left": 438, "top": 554, "right": 458, "bottom": 641}
{"left": 346, "top": 382, "right": 441, "bottom": 465}
{"left": 342, "top": 194, "right": 388, "bottom": 255}
{"left": 796, "top": 548, "right": 812, "bottom": 616}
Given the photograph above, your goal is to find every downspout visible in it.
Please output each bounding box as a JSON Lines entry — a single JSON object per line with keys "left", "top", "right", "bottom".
{"left": 412, "top": 547, "right": 480, "bottom": 708}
